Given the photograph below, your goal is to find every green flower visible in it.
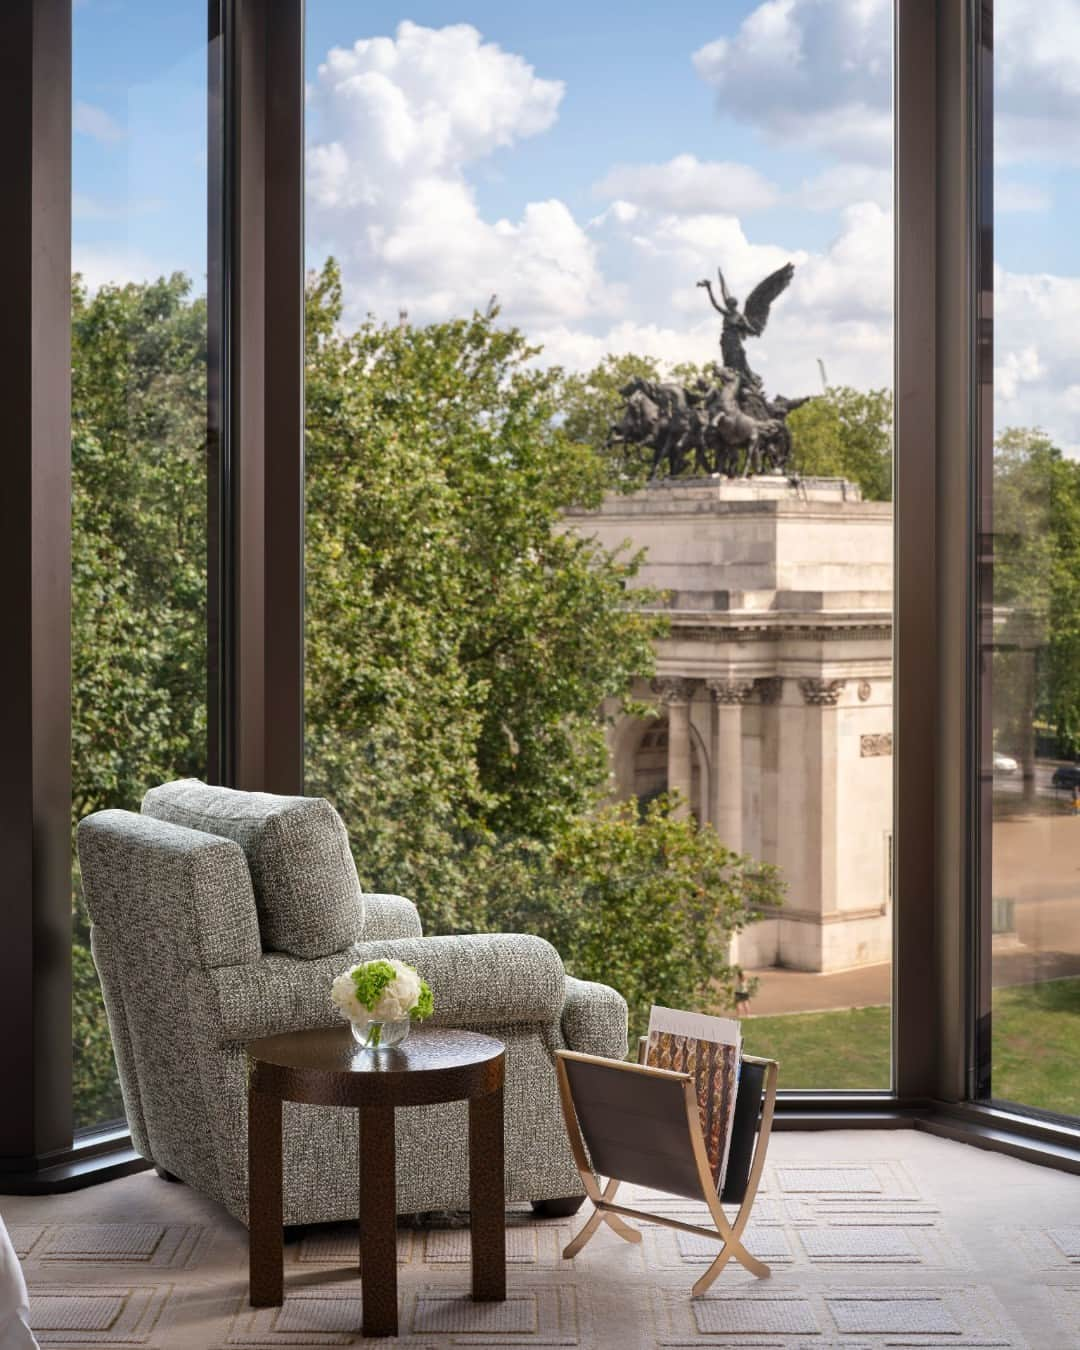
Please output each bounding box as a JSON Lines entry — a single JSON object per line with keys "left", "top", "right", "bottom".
{"left": 350, "top": 959, "right": 398, "bottom": 1011}
{"left": 410, "top": 978, "right": 434, "bottom": 1021}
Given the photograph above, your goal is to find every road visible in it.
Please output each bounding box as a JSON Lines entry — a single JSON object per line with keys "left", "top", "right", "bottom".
{"left": 747, "top": 777, "right": 1080, "bottom": 1016}
{"left": 992, "top": 761, "right": 1071, "bottom": 799}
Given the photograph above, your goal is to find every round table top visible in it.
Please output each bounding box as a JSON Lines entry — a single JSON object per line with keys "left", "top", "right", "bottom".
{"left": 245, "top": 1024, "right": 505, "bottom": 1109}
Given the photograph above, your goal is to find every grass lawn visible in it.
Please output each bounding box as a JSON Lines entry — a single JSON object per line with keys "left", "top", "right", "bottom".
{"left": 740, "top": 1004, "right": 890, "bottom": 1089}
{"left": 992, "top": 977, "right": 1080, "bottom": 1115}
{"left": 739, "top": 975, "right": 1080, "bottom": 1105}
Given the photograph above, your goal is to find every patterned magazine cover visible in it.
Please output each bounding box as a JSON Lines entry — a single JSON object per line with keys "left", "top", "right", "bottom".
{"left": 645, "top": 1006, "right": 742, "bottom": 1193}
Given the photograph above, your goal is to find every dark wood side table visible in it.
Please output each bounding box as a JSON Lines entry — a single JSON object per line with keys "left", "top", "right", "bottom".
{"left": 245, "top": 1025, "right": 506, "bottom": 1338}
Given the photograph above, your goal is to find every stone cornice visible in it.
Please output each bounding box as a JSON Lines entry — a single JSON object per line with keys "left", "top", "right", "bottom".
{"left": 662, "top": 615, "right": 893, "bottom": 644}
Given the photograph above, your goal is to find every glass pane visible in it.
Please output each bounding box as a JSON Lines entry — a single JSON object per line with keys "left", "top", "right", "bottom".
{"left": 304, "top": 3, "right": 894, "bottom": 1087}
{"left": 982, "top": 0, "right": 1080, "bottom": 1117}
{"left": 71, "top": 4, "right": 213, "bottom": 1130}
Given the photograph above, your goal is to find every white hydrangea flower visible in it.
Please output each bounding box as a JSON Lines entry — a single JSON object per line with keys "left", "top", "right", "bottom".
{"left": 330, "top": 970, "right": 363, "bottom": 1021}
{"left": 331, "top": 957, "right": 427, "bottom": 1024}
{"left": 369, "top": 959, "right": 422, "bottom": 1021}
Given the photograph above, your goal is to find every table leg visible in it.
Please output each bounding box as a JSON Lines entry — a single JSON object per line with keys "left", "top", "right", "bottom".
{"left": 248, "top": 1088, "right": 283, "bottom": 1307}
{"left": 469, "top": 1086, "right": 505, "bottom": 1302}
{"left": 359, "top": 1104, "right": 398, "bottom": 1337}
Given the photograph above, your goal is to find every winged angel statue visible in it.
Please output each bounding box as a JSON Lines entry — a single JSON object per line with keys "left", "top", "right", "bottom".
{"left": 697, "top": 262, "right": 794, "bottom": 391}
{"left": 608, "top": 261, "right": 810, "bottom": 479}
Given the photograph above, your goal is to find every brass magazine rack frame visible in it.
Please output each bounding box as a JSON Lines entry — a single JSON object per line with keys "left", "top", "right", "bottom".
{"left": 555, "top": 1049, "right": 779, "bottom": 1295}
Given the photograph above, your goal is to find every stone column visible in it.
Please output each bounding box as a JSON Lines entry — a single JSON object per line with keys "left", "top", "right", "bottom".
{"left": 652, "top": 677, "right": 697, "bottom": 819}
{"left": 707, "top": 678, "right": 754, "bottom": 851}
{"left": 792, "top": 677, "right": 845, "bottom": 969}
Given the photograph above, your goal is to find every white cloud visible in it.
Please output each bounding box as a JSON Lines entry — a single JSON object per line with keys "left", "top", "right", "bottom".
{"left": 995, "top": 265, "right": 1080, "bottom": 452}
{"left": 593, "top": 154, "right": 779, "bottom": 215}
{"left": 306, "top": 21, "right": 619, "bottom": 328}
{"left": 588, "top": 200, "right": 640, "bottom": 229}
{"left": 305, "top": 19, "right": 894, "bottom": 406}
{"left": 995, "top": 181, "right": 1052, "bottom": 214}
{"left": 74, "top": 101, "right": 125, "bottom": 144}
{"left": 796, "top": 164, "right": 892, "bottom": 211}
{"left": 691, "top": 0, "right": 892, "bottom": 165}
{"left": 73, "top": 244, "right": 162, "bottom": 292}
{"left": 691, "top": 0, "right": 1080, "bottom": 181}
{"left": 996, "top": 0, "right": 1080, "bottom": 163}
{"left": 538, "top": 200, "right": 893, "bottom": 397}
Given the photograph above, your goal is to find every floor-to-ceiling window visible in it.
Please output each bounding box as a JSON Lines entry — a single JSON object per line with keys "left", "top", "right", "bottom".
{"left": 303, "top": 1, "right": 896, "bottom": 1088}
{"left": 976, "top": 0, "right": 1080, "bottom": 1120}
{"left": 70, "top": 3, "right": 215, "bottom": 1131}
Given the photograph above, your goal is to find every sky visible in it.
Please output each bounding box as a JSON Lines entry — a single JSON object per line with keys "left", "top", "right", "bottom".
{"left": 72, "top": 0, "right": 1080, "bottom": 450}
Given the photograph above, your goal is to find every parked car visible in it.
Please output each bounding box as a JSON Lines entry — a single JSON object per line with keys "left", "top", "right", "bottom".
{"left": 992, "top": 752, "right": 1019, "bottom": 775}
{"left": 1051, "top": 764, "right": 1080, "bottom": 790}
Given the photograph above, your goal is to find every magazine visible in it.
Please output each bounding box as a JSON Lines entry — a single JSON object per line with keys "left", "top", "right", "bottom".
{"left": 645, "top": 1005, "right": 742, "bottom": 1193}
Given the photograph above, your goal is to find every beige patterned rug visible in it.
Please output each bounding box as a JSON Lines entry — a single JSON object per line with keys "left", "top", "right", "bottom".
{"left": 5, "top": 1129, "right": 1080, "bottom": 1348}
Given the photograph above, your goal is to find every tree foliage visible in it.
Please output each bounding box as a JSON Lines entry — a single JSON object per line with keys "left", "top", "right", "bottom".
{"left": 70, "top": 265, "right": 786, "bottom": 1123}
{"left": 71, "top": 272, "right": 209, "bottom": 1127}
{"left": 787, "top": 384, "right": 893, "bottom": 500}
{"left": 992, "top": 428, "right": 1080, "bottom": 758}
{"left": 478, "top": 797, "right": 782, "bottom": 1041}
{"left": 304, "top": 262, "right": 665, "bottom": 929}
{"left": 558, "top": 352, "right": 665, "bottom": 487}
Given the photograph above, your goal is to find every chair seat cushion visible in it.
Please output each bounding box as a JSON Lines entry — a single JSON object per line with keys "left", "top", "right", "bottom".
{"left": 142, "top": 780, "right": 364, "bottom": 958}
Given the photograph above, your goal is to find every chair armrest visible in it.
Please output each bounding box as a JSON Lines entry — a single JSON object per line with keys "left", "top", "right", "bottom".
{"left": 561, "top": 976, "right": 628, "bottom": 1060}
{"left": 350, "top": 933, "right": 565, "bottom": 1026}
{"left": 193, "top": 933, "right": 565, "bottom": 1045}
{"left": 361, "top": 893, "right": 423, "bottom": 940}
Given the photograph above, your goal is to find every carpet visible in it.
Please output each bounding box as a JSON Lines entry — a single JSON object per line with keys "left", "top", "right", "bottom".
{"left": 4, "top": 1130, "right": 1080, "bottom": 1348}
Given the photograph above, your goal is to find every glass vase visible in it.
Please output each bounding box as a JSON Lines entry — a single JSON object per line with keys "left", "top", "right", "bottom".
{"left": 350, "top": 1017, "right": 410, "bottom": 1051}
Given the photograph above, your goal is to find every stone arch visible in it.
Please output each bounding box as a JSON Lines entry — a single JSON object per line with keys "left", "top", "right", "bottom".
{"left": 622, "top": 716, "right": 705, "bottom": 820}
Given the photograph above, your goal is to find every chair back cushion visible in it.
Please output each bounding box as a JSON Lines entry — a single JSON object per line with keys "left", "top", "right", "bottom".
{"left": 142, "top": 780, "right": 364, "bottom": 958}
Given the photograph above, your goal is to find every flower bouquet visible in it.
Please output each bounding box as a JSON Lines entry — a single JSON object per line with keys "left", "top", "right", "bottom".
{"left": 331, "top": 958, "right": 434, "bottom": 1050}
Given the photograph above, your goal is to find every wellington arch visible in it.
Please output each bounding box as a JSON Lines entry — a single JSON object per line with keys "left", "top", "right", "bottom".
{"left": 567, "top": 474, "right": 894, "bottom": 974}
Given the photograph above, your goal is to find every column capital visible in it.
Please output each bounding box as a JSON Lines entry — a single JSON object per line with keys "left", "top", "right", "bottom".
{"left": 650, "top": 676, "right": 698, "bottom": 705}
{"left": 798, "top": 677, "right": 846, "bottom": 706}
{"left": 707, "top": 677, "right": 755, "bottom": 705}
{"left": 755, "top": 676, "right": 784, "bottom": 705}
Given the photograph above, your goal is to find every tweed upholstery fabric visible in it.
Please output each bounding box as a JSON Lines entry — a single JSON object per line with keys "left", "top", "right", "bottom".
{"left": 77, "top": 814, "right": 244, "bottom": 1201}
{"left": 78, "top": 811, "right": 261, "bottom": 970}
{"left": 78, "top": 793, "right": 629, "bottom": 1227}
{"left": 88, "top": 928, "right": 151, "bottom": 1159}
{"left": 561, "top": 974, "right": 630, "bottom": 1060}
{"left": 184, "top": 1023, "right": 585, "bottom": 1225}
{"left": 357, "top": 893, "right": 423, "bottom": 940}
{"left": 350, "top": 935, "right": 566, "bottom": 1026}
{"left": 193, "top": 934, "right": 565, "bottom": 1046}
{"left": 141, "top": 780, "right": 363, "bottom": 959}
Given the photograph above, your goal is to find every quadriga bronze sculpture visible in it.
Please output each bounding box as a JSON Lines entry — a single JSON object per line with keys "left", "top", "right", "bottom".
{"left": 608, "top": 262, "right": 812, "bottom": 480}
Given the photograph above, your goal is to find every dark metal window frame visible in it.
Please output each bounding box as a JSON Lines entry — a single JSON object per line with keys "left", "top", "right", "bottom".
{"left": 0, "top": 0, "right": 303, "bottom": 1192}
{"left": 962, "top": 0, "right": 1080, "bottom": 1156}
{"left": 4, "top": 0, "right": 1080, "bottom": 1192}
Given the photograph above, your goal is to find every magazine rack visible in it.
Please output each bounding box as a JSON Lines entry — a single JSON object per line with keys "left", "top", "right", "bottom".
{"left": 555, "top": 1048, "right": 779, "bottom": 1295}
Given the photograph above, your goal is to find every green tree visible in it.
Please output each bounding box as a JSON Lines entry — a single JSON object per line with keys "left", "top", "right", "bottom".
{"left": 70, "top": 264, "right": 782, "bottom": 1126}
{"left": 788, "top": 384, "right": 893, "bottom": 500}
{"left": 558, "top": 352, "right": 664, "bottom": 486}
{"left": 480, "top": 797, "right": 782, "bottom": 1042}
{"left": 71, "top": 272, "right": 209, "bottom": 1125}
{"left": 304, "top": 261, "right": 665, "bottom": 928}
{"left": 992, "top": 428, "right": 1080, "bottom": 761}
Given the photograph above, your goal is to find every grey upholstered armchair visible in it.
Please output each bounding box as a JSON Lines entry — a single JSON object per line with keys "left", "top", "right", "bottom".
{"left": 77, "top": 779, "right": 627, "bottom": 1227}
